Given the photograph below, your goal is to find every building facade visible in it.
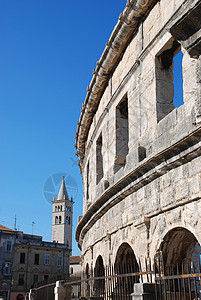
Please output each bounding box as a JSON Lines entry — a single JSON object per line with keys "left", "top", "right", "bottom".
{"left": 75, "top": 0, "right": 201, "bottom": 296}
{"left": 0, "top": 225, "right": 18, "bottom": 300}
{"left": 70, "top": 256, "right": 81, "bottom": 299}
{"left": 10, "top": 232, "right": 70, "bottom": 300}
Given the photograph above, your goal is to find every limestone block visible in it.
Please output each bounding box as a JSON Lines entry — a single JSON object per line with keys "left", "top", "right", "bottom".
{"left": 188, "top": 174, "right": 200, "bottom": 197}
{"left": 182, "top": 49, "right": 198, "bottom": 103}
{"left": 132, "top": 283, "right": 155, "bottom": 300}
{"left": 160, "top": 0, "right": 175, "bottom": 25}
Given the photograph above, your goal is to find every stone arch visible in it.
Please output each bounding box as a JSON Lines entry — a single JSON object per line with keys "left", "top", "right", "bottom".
{"left": 114, "top": 242, "right": 139, "bottom": 273}
{"left": 86, "top": 263, "right": 90, "bottom": 278}
{"left": 86, "top": 263, "right": 90, "bottom": 296}
{"left": 157, "top": 227, "right": 200, "bottom": 274}
{"left": 114, "top": 242, "right": 139, "bottom": 295}
{"left": 93, "top": 255, "right": 105, "bottom": 297}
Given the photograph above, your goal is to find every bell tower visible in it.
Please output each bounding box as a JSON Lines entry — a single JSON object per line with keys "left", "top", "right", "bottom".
{"left": 52, "top": 176, "right": 73, "bottom": 250}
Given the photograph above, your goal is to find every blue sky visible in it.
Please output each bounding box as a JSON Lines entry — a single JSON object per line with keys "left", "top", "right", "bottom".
{"left": 0, "top": 0, "right": 183, "bottom": 256}
{"left": 0, "top": 0, "right": 127, "bottom": 255}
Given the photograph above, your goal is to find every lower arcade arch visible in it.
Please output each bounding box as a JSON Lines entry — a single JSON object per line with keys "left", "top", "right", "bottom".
{"left": 94, "top": 256, "right": 105, "bottom": 296}
{"left": 86, "top": 263, "right": 90, "bottom": 296}
{"left": 114, "top": 243, "right": 139, "bottom": 295}
{"left": 158, "top": 227, "right": 201, "bottom": 275}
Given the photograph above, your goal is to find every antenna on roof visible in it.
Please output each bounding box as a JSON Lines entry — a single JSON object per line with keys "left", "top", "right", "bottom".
{"left": 14, "top": 215, "right": 17, "bottom": 231}
{"left": 32, "top": 222, "right": 36, "bottom": 235}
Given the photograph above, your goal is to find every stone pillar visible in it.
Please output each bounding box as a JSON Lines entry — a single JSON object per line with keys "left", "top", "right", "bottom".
{"left": 131, "top": 283, "right": 155, "bottom": 300}
{"left": 196, "top": 56, "right": 201, "bottom": 124}
{"left": 29, "top": 289, "right": 36, "bottom": 300}
{"left": 54, "top": 280, "right": 66, "bottom": 300}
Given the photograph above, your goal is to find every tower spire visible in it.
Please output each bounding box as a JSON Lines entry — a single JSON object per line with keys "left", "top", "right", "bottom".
{"left": 57, "top": 176, "right": 69, "bottom": 200}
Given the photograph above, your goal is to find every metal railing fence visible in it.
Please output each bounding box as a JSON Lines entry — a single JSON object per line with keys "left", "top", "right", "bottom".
{"left": 30, "top": 259, "right": 201, "bottom": 299}
{"left": 155, "top": 261, "right": 201, "bottom": 300}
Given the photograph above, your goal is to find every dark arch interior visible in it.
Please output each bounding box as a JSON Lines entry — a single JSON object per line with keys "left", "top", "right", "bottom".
{"left": 114, "top": 243, "right": 139, "bottom": 295}
{"left": 115, "top": 242, "right": 139, "bottom": 274}
{"left": 159, "top": 227, "right": 199, "bottom": 274}
{"left": 94, "top": 256, "right": 105, "bottom": 296}
{"left": 85, "top": 263, "right": 90, "bottom": 296}
{"left": 86, "top": 263, "right": 89, "bottom": 278}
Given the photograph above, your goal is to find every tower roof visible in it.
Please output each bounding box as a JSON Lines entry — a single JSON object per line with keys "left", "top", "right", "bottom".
{"left": 57, "top": 176, "right": 69, "bottom": 201}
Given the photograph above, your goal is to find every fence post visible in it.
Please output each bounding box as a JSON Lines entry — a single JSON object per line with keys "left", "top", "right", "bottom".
{"left": 29, "top": 289, "right": 36, "bottom": 300}
{"left": 54, "top": 280, "right": 66, "bottom": 300}
{"left": 131, "top": 283, "right": 155, "bottom": 300}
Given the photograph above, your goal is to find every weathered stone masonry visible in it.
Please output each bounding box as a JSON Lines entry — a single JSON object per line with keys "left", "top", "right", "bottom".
{"left": 75, "top": 0, "right": 201, "bottom": 294}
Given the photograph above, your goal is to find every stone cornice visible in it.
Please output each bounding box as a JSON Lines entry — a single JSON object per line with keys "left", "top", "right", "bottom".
{"left": 76, "top": 126, "right": 201, "bottom": 249}
{"left": 75, "top": 0, "right": 158, "bottom": 156}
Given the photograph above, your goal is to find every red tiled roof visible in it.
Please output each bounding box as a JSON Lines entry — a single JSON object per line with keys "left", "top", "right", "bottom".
{"left": 0, "top": 224, "right": 18, "bottom": 233}
{"left": 70, "top": 255, "right": 81, "bottom": 264}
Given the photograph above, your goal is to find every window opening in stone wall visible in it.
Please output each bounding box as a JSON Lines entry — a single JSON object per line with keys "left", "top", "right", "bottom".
{"left": 18, "top": 274, "right": 24, "bottom": 285}
{"left": 66, "top": 206, "right": 71, "bottom": 212}
{"left": 156, "top": 40, "right": 183, "bottom": 122}
{"left": 44, "top": 254, "right": 50, "bottom": 265}
{"left": 59, "top": 216, "right": 62, "bottom": 224}
{"left": 6, "top": 240, "right": 11, "bottom": 253}
{"left": 57, "top": 255, "right": 62, "bottom": 266}
{"left": 66, "top": 216, "right": 70, "bottom": 224}
{"left": 86, "top": 161, "right": 89, "bottom": 200}
{"left": 55, "top": 216, "right": 58, "bottom": 224}
{"left": 173, "top": 50, "right": 184, "bottom": 107}
{"left": 114, "top": 95, "right": 129, "bottom": 173}
{"left": 20, "top": 253, "right": 25, "bottom": 264}
{"left": 34, "top": 254, "right": 39, "bottom": 265}
{"left": 96, "top": 134, "right": 103, "bottom": 184}
{"left": 4, "top": 262, "right": 11, "bottom": 275}
{"left": 44, "top": 274, "right": 49, "bottom": 281}
{"left": 138, "top": 146, "right": 146, "bottom": 162}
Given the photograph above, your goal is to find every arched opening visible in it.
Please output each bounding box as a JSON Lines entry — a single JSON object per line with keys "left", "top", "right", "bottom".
{"left": 16, "top": 294, "right": 24, "bottom": 300}
{"left": 86, "top": 263, "right": 90, "bottom": 297}
{"left": 66, "top": 216, "right": 70, "bottom": 225}
{"left": 158, "top": 227, "right": 200, "bottom": 274}
{"left": 94, "top": 256, "right": 105, "bottom": 297}
{"left": 114, "top": 243, "right": 139, "bottom": 296}
{"left": 155, "top": 227, "right": 201, "bottom": 298}
{"left": 55, "top": 216, "right": 58, "bottom": 224}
